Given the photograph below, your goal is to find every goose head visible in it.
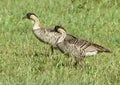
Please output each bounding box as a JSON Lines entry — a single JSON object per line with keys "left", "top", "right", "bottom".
{"left": 23, "top": 13, "right": 38, "bottom": 20}
{"left": 54, "top": 26, "right": 66, "bottom": 33}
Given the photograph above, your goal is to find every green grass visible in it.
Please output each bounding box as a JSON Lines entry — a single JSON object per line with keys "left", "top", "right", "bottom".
{"left": 0, "top": 0, "right": 120, "bottom": 85}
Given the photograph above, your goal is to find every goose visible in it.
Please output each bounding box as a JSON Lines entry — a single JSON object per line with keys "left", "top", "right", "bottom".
{"left": 23, "top": 13, "right": 63, "bottom": 55}
{"left": 54, "top": 26, "right": 111, "bottom": 63}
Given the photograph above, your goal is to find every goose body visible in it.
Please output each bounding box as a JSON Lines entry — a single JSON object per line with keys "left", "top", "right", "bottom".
{"left": 54, "top": 26, "right": 111, "bottom": 62}
{"left": 33, "top": 28, "right": 61, "bottom": 47}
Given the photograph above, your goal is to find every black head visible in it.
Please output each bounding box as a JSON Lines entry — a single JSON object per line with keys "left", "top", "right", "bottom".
{"left": 54, "top": 25, "right": 66, "bottom": 32}
{"left": 23, "top": 13, "right": 37, "bottom": 19}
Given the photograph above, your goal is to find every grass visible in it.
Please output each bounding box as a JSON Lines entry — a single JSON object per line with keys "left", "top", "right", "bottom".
{"left": 0, "top": 0, "right": 120, "bottom": 85}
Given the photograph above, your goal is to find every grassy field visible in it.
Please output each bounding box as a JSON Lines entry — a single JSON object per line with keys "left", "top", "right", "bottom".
{"left": 0, "top": 0, "right": 120, "bottom": 85}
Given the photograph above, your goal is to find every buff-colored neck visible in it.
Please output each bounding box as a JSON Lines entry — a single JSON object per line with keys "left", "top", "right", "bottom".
{"left": 30, "top": 15, "right": 40, "bottom": 30}
{"left": 57, "top": 30, "right": 66, "bottom": 43}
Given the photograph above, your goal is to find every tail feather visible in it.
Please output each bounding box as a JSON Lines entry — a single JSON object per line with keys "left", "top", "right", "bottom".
{"left": 102, "top": 48, "right": 112, "bottom": 53}
{"left": 92, "top": 43, "right": 112, "bottom": 53}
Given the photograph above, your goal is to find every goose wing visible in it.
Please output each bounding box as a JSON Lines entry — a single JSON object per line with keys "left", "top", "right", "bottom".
{"left": 66, "top": 37, "right": 111, "bottom": 53}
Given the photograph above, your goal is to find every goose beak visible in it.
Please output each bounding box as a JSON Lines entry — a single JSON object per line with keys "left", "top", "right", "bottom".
{"left": 22, "top": 15, "right": 27, "bottom": 19}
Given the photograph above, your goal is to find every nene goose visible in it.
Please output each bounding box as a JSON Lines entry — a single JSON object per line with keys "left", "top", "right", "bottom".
{"left": 23, "top": 13, "right": 63, "bottom": 55}
{"left": 23, "top": 13, "right": 78, "bottom": 56}
{"left": 54, "top": 26, "right": 111, "bottom": 63}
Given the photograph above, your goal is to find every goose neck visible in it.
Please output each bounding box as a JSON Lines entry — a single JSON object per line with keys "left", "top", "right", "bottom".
{"left": 57, "top": 31, "right": 66, "bottom": 43}
{"left": 32, "top": 17, "right": 40, "bottom": 30}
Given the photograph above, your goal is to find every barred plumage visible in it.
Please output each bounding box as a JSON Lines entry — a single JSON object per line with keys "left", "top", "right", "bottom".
{"left": 54, "top": 26, "right": 111, "bottom": 62}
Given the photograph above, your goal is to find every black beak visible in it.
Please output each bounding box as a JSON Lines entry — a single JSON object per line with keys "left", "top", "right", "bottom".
{"left": 22, "top": 15, "right": 27, "bottom": 19}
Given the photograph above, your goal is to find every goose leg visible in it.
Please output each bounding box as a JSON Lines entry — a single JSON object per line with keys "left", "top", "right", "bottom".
{"left": 50, "top": 46, "right": 54, "bottom": 55}
{"left": 50, "top": 46, "right": 54, "bottom": 59}
{"left": 74, "top": 56, "right": 84, "bottom": 67}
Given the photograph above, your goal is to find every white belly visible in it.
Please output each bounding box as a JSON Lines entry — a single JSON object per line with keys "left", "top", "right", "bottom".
{"left": 85, "top": 51, "right": 97, "bottom": 56}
